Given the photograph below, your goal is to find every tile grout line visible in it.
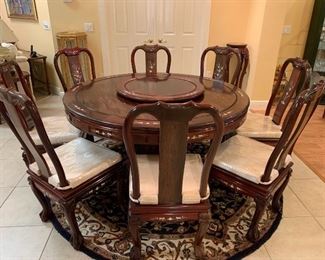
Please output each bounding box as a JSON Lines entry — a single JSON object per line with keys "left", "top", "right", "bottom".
{"left": 38, "top": 227, "right": 54, "bottom": 260}
{"left": 288, "top": 180, "right": 325, "bottom": 231}
{"left": 0, "top": 186, "right": 15, "bottom": 208}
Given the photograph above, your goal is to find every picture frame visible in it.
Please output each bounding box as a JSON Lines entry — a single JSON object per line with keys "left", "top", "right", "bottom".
{"left": 4, "top": 0, "right": 38, "bottom": 21}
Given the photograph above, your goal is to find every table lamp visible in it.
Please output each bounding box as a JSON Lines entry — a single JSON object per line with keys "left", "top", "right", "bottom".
{"left": 0, "top": 18, "right": 18, "bottom": 63}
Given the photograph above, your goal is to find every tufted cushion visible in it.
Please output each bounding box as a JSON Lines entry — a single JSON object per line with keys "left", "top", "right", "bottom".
{"left": 236, "top": 112, "right": 282, "bottom": 139}
{"left": 129, "top": 154, "right": 209, "bottom": 205}
{"left": 213, "top": 135, "right": 292, "bottom": 185}
{"left": 30, "top": 116, "right": 79, "bottom": 145}
{"left": 29, "top": 138, "right": 122, "bottom": 189}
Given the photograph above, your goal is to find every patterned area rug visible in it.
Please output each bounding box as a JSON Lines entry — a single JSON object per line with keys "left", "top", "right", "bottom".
{"left": 50, "top": 179, "right": 282, "bottom": 259}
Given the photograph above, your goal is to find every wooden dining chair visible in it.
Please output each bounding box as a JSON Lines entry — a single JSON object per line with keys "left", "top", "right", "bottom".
{"left": 200, "top": 45, "right": 242, "bottom": 86}
{"left": 54, "top": 47, "right": 96, "bottom": 92}
{"left": 123, "top": 101, "right": 224, "bottom": 259}
{"left": 0, "top": 61, "right": 79, "bottom": 164}
{"left": 0, "top": 86, "right": 123, "bottom": 249}
{"left": 237, "top": 57, "right": 311, "bottom": 145}
{"left": 131, "top": 44, "right": 171, "bottom": 76}
{"left": 211, "top": 80, "right": 325, "bottom": 242}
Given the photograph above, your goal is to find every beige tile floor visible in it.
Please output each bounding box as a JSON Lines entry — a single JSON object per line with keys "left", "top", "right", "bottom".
{"left": 0, "top": 95, "right": 325, "bottom": 259}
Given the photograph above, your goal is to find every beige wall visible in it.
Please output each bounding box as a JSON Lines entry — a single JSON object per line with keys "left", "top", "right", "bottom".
{"left": 47, "top": 0, "right": 103, "bottom": 81}
{"left": 208, "top": 0, "right": 288, "bottom": 100}
{"left": 277, "top": 0, "right": 314, "bottom": 65}
{"left": 0, "top": 0, "right": 58, "bottom": 88}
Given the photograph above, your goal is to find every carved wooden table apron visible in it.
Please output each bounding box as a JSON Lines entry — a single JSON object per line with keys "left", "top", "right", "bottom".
{"left": 63, "top": 73, "right": 250, "bottom": 144}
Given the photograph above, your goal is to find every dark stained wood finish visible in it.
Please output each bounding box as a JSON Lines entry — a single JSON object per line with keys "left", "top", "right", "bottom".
{"left": 123, "top": 101, "right": 224, "bottom": 258}
{"left": 63, "top": 73, "right": 250, "bottom": 144}
{"left": 54, "top": 47, "right": 96, "bottom": 92}
{"left": 131, "top": 44, "right": 171, "bottom": 76}
{"left": 0, "top": 61, "right": 34, "bottom": 100}
{"left": 200, "top": 45, "right": 242, "bottom": 86}
{"left": 0, "top": 86, "right": 124, "bottom": 250}
{"left": 227, "top": 43, "right": 249, "bottom": 89}
{"left": 117, "top": 73, "right": 204, "bottom": 102}
{"left": 210, "top": 81, "right": 325, "bottom": 242}
{"left": 266, "top": 57, "right": 311, "bottom": 125}
{"left": 252, "top": 58, "right": 312, "bottom": 146}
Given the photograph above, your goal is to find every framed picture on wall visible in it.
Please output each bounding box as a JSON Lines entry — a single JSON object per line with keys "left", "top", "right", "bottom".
{"left": 4, "top": 0, "right": 38, "bottom": 20}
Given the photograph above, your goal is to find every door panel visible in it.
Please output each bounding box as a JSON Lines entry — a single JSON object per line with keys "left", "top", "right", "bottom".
{"left": 101, "top": 0, "right": 210, "bottom": 75}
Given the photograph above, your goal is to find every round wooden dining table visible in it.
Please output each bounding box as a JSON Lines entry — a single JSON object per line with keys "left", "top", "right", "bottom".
{"left": 63, "top": 73, "right": 250, "bottom": 144}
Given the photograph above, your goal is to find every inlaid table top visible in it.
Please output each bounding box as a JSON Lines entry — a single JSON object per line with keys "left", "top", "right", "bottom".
{"left": 63, "top": 73, "right": 250, "bottom": 144}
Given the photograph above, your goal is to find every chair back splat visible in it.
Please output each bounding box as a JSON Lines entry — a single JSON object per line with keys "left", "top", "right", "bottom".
{"left": 0, "top": 87, "right": 68, "bottom": 187}
{"left": 123, "top": 101, "right": 224, "bottom": 205}
{"left": 54, "top": 47, "right": 96, "bottom": 92}
{"left": 265, "top": 57, "right": 311, "bottom": 125}
{"left": 131, "top": 44, "right": 171, "bottom": 76}
{"left": 200, "top": 46, "right": 242, "bottom": 86}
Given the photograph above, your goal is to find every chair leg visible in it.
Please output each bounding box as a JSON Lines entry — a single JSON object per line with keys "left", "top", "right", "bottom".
{"left": 129, "top": 215, "right": 142, "bottom": 260}
{"left": 272, "top": 173, "right": 291, "bottom": 213}
{"left": 194, "top": 212, "right": 210, "bottom": 259}
{"left": 62, "top": 200, "right": 84, "bottom": 250}
{"left": 28, "top": 177, "right": 53, "bottom": 222}
{"left": 247, "top": 198, "right": 267, "bottom": 242}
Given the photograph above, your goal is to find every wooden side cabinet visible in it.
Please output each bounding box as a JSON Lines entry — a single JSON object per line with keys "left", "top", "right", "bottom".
{"left": 28, "top": 55, "right": 51, "bottom": 95}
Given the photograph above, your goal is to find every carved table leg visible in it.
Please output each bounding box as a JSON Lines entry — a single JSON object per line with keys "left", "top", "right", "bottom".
{"left": 62, "top": 200, "right": 84, "bottom": 250}
{"left": 28, "top": 177, "right": 53, "bottom": 222}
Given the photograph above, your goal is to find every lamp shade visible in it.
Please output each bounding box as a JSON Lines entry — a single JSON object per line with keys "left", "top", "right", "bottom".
{"left": 0, "top": 18, "right": 18, "bottom": 43}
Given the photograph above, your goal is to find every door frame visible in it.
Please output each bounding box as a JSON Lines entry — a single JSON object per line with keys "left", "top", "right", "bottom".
{"left": 98, "top": 0, "right": 211, "bottom": 76}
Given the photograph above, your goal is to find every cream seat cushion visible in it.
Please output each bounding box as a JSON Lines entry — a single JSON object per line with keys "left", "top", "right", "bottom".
{"left": 236, "top": 112, "right": 282, "bottom": 139}
{"left": 213, "top": 135, "right": 292, "bottom": 185}
{"left": 30, "top": 138, "right": 122, "bottom": 189}
{"left": 30, "top": 116, "right": 79, "bottom": 145}
{"left": 129, "top": 154, "right": 209, "bottom": 205}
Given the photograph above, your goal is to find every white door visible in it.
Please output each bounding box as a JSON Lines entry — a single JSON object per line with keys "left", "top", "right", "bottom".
{"left": 99, "top": 0, "right": 211, "bottom": 75}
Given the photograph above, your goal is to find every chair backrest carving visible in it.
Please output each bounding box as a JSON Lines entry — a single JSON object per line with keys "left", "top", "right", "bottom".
{"left": 265, "top": 57, "right": 311, "bottom": 125}
{"left": 200, "top": 46, "right": 242, "bottom": 85}
{"left": 0, "top": 86, "right": 69, "bottom": 187}
{"left": 54, "top": 47, "right": 96, "bottom": 92}
{"left": 123, "top": 101, "right": 224, "bottom": 205}
{"left": 262, "top": 80, "right": 325, "bottom": 182}
{"left": 131, "top": 44, "right": 171, "bottom": 76}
